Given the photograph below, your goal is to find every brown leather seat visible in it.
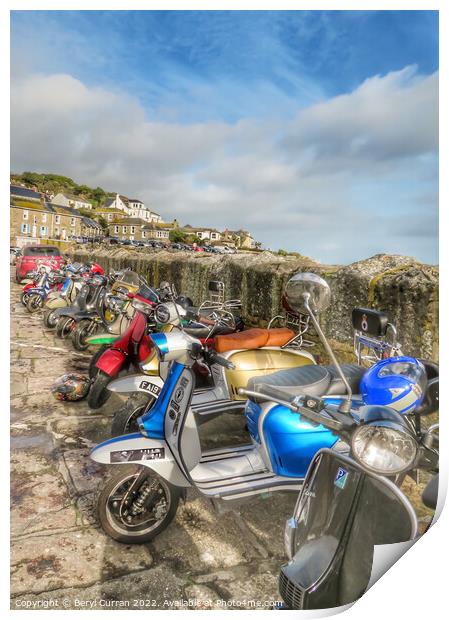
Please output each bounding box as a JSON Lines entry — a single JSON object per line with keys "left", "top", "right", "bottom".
{"left": 265, "top": 327, "right": 295, "bottom": 346}
{"left": 214, "top": 327, "right": 296, "bottom": 353}
{"left": 214, "top": 328, "right": 268, "bottom": 353}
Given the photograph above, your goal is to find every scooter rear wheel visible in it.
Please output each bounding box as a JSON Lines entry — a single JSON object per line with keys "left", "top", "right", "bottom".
{"left": 97, "top": 465, "right": 180, "bottom": 544}
{"left": 21, "top": 292, "right": 30, "bottom": 306}
{"left": 27, "top": 294, "right": 43, "bottom": 313}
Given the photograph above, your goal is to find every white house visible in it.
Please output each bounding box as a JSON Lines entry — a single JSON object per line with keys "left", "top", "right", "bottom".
{"left": 104, "top": 193, "right": 131, "bottom": 214}
{"left": 128, "top": 198, "right": 163, "bottom": 223}
{"left": 182, "top": 226, "right": 222, "bottom": 242}
{"left": 51, "top": 193, "right": 93, "bottom": 210}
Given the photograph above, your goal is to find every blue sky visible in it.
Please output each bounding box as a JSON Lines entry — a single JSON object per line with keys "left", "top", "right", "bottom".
{"left": 10, "top": 10, "right": 439, "bottom": 263}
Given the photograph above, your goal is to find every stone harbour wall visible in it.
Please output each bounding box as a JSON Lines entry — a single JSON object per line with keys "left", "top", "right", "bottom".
{"left": 69, "top": 247, "right": 439, "bottom": 361}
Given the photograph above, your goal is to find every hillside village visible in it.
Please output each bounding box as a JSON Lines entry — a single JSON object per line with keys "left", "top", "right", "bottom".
{"left": 9, "top": 172, "right": 259, "bottom": 251}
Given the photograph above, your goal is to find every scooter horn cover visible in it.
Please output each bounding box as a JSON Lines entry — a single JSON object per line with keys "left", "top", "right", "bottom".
{"left": 51, "top": 373, "right": 91, "bottom": 402}
{"left": 360, "top": 356, "right": 426, "bottom": 414}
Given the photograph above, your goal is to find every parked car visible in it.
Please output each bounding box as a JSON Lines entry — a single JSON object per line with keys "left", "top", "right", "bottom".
{"left": 106, "top": 237, "right": 120, "bottom": 245}
{"left": 15, "top": 246, "right": 63, "bottom": 282}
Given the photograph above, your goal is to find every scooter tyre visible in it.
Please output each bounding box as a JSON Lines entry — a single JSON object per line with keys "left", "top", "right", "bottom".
{"left": 97, "top": 465, "right": 180, "bottom": 544}
{"left": 88, "top": 345, "right": 111, "bottom": 380}
{"left": 56, "top": 316, "right": 75, "bottom": 339}
{"left": 111, "top": 393, "right": 155, "bottom": 436}
{"left": 26, "top": 294, "right": 43, "bottom": 313}
{"left": 88, "top": 370, "right": 113, "bottom": 409}
{"left": 72, "top": 319, "right": 96, "bottom": 351}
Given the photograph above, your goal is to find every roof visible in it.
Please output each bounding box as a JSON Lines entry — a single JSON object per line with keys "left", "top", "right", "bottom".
{"left": 142, "top": 223, "right": 171, "bottom": 231}
{"left": 129, "top": 199, "right": 144, "bottom": 204}
{"left": 95, "top": 209, "right": 124, "bottom": 215}
{"left": 81, "top": 216, "right": 102, "bottom": 228}
{"left": 10, "top": 185, "right": 42, "bottom": 201}
{"left": 109, "top": 217, "right": 147, "bottom": 226}
{"left": 103, "top": 198, "right": 116, "bottom": 208}
{"left": 55, "top": 193, "right": 91, "bottom": 204}
{"left": 180, "top": 226, "right": 221, "bottom": 233}
{"left": 45, "top": 202, "right": 82, "bottom": 217}
{"left": 11, "top": 199, "right": 52, "bottom": 212}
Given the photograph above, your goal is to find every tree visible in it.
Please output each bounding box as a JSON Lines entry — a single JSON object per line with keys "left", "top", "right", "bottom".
{"left": 169, "top": 229, "right": 188, "bottom": 243}
{"left": 98, "top": 216, "right": 108, "bottom": 230}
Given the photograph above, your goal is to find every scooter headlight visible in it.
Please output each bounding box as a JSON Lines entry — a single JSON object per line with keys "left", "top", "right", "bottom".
{"left": 351, "top": 421, "right": 418, "bottom": 475}
{"left": 132, "top": 298, "right": 154, "bottom": 316}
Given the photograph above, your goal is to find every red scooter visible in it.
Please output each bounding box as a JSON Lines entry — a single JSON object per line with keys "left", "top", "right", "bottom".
{"left": 87, "top": 283, "right": 161, "bottom": 409}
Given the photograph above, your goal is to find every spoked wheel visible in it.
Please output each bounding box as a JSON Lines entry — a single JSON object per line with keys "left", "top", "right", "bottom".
{"left": 21, "top": 292, "right": 31, "bottom": 306}
{"left": 72, "top": 319, "right": 98, "bottom": 351}
{"left": 43, "top": 308, "right": 59, "bottom": 329}
{"left": 111, "top": 393, "right": 155, "bottom": 437}
{"left": 56, "top": 316, "right": 75, "bottom": 339}
{"left": 98, "top": 465, "right": 180, "bottom": 543}
{"left": 26, "top": 294, "right": 44, "bottom": 313}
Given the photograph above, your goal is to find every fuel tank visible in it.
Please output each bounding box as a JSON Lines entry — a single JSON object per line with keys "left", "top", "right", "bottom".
{"left": 245, "top": 400, "right": 337, "bottom": 478}
{"left": 224, "top": 348, "right": 315, "bottom": 400}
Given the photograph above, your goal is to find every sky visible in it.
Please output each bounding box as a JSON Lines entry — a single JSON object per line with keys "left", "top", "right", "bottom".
{"left": 10, "top": 10, "right": 439, "bottom": 264}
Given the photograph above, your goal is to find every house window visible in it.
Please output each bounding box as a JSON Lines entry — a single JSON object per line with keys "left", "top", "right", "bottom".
{"left": 114, "top": 226, "right": 119, "bottom": 234}
{"left": 54, "top": 227, "right": 59, "bottom": 236}
{"left": 108, "top": 214, "right": 113, "bottom": 221}
{"left": 123, "top": 226, "right": 127, "bottom": 233}
{"left": 23, "top": 210, "right": 28, "bottom": 220}
{"left": 71, "top": 217, "right": 76, "bottom": 226}
{"left": 55, "top": 215, "right": 61, "bottom": 224}
{"left": 131, "top": 226, "right": 135, "bottom": 234}
{"left": 42, "top": 213, "right": 47, "bottom": 223}
{"left": 211, "top": 233, "right": 217, "bottom": 239}
{"left": 34, "top": 215, "right": 38, "bottom": 224}
{"left": 40, "top": 226, "right": 48, "bottom": 237}
{"left": 142, "top": 231, "right": 146, "bottom": 238}
{"left": 21, "top": 223, "right": 30, "bottom": 234}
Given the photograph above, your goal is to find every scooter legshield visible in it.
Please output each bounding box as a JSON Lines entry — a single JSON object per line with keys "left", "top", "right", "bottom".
{"left": 90, "top": 433, "right": 189, "bottom": 487}
{"left": 107, "top": 374, "right": 164, "bottom": 399}
{"left": 96, "top": 348, "right": 127, "bottom": 376}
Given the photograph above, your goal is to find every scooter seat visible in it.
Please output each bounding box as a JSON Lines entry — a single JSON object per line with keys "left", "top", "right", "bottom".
{"left": 247, "top": 364, "right": 365, "bottom": 400}
{"left": 214, "top": 328, "right": 295, "bottom": 353}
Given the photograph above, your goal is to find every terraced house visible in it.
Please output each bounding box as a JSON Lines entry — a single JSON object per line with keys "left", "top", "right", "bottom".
{"left": 108, "top": 218, "right": 171, "bottom": 241}
{"left": 10, "top": 185, "right": 82, "bottom": 244}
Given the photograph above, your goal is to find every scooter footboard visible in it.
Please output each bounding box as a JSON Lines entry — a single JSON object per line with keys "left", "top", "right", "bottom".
{"left": 107, "top": 374, "right": 164, "bottom": 398}
{"left": 90, "top": 434, "right": 190, "bottom": 487}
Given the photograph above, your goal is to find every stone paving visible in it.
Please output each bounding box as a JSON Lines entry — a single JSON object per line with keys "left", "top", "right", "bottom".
{"left": 10, "top": 273, "right": 296, "bottom": 611}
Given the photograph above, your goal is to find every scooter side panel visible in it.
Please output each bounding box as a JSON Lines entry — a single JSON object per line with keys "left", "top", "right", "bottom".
{"left": 262, "top": 404, "right": 338, "bottom": 478}
{"left": 90, "top": 434, "right": 190, "bottom": 487}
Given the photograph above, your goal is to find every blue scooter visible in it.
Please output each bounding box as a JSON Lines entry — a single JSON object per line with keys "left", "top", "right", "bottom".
{"left": 90, "top": 272, "right": 433, "bottom": 544}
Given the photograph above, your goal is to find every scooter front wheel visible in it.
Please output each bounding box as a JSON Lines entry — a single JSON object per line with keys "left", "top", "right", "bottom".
{"left": 56, "top": 316, "right": 75, "bottom": 339}
{"left": 20, "top": 292, "right": 30, "bottom": 306}
{"left": 87, "top": 370, "right": 112, "bottom": 409}
{"left": 97, "top": 465, "right": 180, "bottom": 544}
{"left": 110, "top": 393, "right": 155, "bottom": 437}
{"left": 72, "top": 319, "right": 97, "bottom": 351}
{"left": 43, "top": 308, "right": 59, "bottom": 329}
{"left": 26, "top": 294, "right": 43, "bottom": 313}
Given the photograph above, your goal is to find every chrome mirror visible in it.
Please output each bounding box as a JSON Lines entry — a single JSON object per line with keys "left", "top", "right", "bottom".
{"left": 284, "top": 273, "right": 331, "bottom": 315}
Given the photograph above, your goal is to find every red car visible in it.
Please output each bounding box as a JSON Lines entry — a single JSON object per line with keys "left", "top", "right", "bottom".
{"left": 15, "top": 246, "right": 64, "bottom": 282}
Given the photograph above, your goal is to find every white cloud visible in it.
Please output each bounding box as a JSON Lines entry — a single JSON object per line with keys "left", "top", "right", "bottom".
{"left": 10, "top": 67, "right": 438, "bottom": 264}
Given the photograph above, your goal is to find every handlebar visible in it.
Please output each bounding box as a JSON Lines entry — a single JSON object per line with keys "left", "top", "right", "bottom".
{"left": 204, "top": 349, "right": 236, "bottom": 370}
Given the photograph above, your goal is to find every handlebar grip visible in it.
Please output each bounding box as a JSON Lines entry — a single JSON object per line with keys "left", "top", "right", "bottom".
{"left": 207, "top": 350, "right": 235, "bottom": 370}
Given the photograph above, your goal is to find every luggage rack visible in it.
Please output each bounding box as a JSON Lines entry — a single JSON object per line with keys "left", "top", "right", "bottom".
{"left": 351, "top": 307, "right": 403, "bottom": 365}
{"left": 268, "top": 312, "right": 314, "bottom": 350}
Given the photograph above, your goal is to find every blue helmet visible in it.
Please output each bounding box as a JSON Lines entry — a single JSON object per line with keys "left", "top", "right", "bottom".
{"left": 360, "top": 356, "right": 427, "bottom": 414}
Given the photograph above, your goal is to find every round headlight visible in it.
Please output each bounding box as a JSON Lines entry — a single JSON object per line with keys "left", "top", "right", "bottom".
{"left": 155, "top": 303, "right": 171, "bottom": 324}
{"left": 351, "top": 422, "right": 417, "bottom": 475}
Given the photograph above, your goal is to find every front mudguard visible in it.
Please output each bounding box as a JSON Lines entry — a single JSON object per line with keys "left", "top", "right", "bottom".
{"left": 107, "top": 374, "right": 164, "bottom": 399}
{"left": 90, "top": 434, "right": 190, "bottom": 487}
{"left": 86, "top": 332, "right": 117, "bottom": 345}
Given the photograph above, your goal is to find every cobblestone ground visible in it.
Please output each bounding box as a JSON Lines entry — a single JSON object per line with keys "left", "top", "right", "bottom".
{"left": 10, "top": 272, "right": 298, "bottom": 611}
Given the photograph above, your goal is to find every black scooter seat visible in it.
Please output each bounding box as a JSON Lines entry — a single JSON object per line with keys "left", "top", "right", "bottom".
{"left": 247, "top": 364, "right": 365, "bottom": 401}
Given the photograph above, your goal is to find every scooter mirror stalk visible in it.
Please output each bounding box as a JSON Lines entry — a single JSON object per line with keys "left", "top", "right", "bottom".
{"left": 302, "top": 292, "right": 353, "bottom": 414}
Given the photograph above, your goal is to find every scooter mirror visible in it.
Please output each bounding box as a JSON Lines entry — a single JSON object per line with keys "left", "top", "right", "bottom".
{"left": 284, "top": 273, "right": 331, "bottom": 316}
